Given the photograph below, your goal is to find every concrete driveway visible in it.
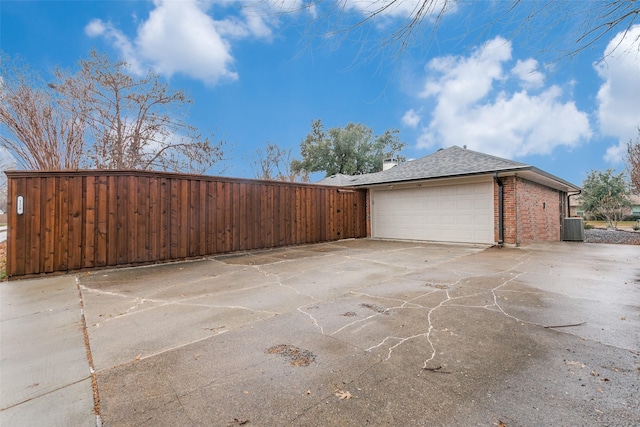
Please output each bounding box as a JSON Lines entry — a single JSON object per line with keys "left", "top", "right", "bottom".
{"left": 2, "top": 239, "right": 639, "bottom": 426}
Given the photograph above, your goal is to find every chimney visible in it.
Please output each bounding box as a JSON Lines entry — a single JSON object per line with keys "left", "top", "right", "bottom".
{"left": 383, "top": 158, "right": 398, "bottom": 171}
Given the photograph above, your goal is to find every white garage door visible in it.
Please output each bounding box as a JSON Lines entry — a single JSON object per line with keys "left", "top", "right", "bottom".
{"left": 371, "top": 180, "right": 494, "bottom": 244}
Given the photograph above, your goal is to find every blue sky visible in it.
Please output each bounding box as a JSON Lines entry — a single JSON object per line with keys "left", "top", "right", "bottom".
{"left": 2, "top": 0, "right": 639, "bottom": 186}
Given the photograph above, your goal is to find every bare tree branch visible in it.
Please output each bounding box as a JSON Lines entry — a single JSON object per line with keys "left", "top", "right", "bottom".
{"left": 0, "top": 54, "right": 85, "bottom": 169}
{"left": 251, "top": 142, "right": 310, "bottom": 182}
{"left": 266, "top": 0, "right": 639, "bottom": 61}
{"left": 2, "top": 50, "right": 226, "bottom": 173}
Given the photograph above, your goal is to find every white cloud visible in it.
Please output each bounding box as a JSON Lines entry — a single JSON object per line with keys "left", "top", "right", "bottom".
{"left": 242, "top": 11, "right": 274, "bottom": 39}
{"left": 402, "top": 109, "right": 421, "bottom": 128}
{"left": 86, "top": 0, "right": 294, "bottom": 85}
{"left": 421, "top": 37, "right": 511, "bottom": 104}
{"left": 511, "top": 59, "right": 544, "bottom": 89}
{"left": 85, "top": 19, "right": 106, "bottom": 37}
{"left": 595, "top": 25, "right": 640, "bottom": 164}
{"left": 85, "top": 19, "right": 144, "bottom": 74}
{"left": 136, "top": 0, "right": 238, "bottom": 84}
{"left": 412, "top": 36, "right": 591, "bottom": 159}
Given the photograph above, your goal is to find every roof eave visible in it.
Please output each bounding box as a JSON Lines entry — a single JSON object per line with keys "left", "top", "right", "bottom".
{"left": 353, "top": 166, "right": 580, "bottom": 193}
{"left": 352, "top": 166, "right": 530, "bottom": 188}
{"left": 509, "top": 167, "right": 581, "bottom": 192}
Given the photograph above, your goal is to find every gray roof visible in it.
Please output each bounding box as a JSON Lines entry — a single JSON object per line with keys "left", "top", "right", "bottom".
{"left": 317, "top": 173, "right": 355, "bottom": 186}
{"left": 317, "top": 146, "right": 579, "bottom": 191}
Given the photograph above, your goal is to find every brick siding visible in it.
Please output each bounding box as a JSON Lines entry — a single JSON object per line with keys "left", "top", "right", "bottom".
{"left": 494, "top": 176, "right": 517, "bottom": 244}
{"left": 495, "top": 176, "right": 566, "bottom": 245}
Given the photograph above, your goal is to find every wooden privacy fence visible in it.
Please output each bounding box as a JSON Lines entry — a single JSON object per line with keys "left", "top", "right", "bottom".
{"left": 5, "top": 170, "right": 368, "bottom": 279}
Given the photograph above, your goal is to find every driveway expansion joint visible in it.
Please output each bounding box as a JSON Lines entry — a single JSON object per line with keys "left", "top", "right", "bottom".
{"left": 76, "top": 278, "right": 102, "bottom": 425}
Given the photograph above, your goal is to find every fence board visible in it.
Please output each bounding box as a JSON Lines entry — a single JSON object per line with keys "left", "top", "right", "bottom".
{"left": 28, "top": 178, "right": 41, "bottom": 274}
{"left": 83, "top": 176, "right": 96, "bottom": 269}
{"left": 148, "top": 177, "right": 159, "bottom": 261}
{"left": 188, "top": 179, "right": 198, "bottom": 257}
{"left": 216, "top": 181, "right": 226, "bottom": 252}
{"left": 107, "top": 176, "right": 118, "bottom": 266}
{"left": 57, "top": 177, "right": 70, "bottom": 271}
{"left": 199, "top": 181, "right": 207, "bottom": 256}
{"left": 116, "top": 176, "right": 128, "bottom": 265}
{"left": 5, "top": 170, "right": 367, "bottom": 278}
{"left": 240, "top": 183, "right": 248, "bottom": 251}
{"left": 42, "top": 177, "right": 56, "bottom": 272}
{"left": 96, "top": 176, "right": 108, "bottom": 267}
{"left": 137, "top": 176, "right": 149, "bottom": 263}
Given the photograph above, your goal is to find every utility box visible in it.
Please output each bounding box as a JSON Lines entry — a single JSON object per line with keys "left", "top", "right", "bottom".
{"left": 563, "top": 218, "right": 584, "bottom": 241}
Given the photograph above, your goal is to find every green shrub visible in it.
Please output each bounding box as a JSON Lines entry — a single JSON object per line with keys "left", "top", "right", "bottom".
{"left": 584, "top": 223, "right": 594, "bottom": 230}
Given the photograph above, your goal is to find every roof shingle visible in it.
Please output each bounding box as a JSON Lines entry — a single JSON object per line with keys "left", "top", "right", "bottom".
{"left": 319, "top": 146, "right": 530, "bottom": 186}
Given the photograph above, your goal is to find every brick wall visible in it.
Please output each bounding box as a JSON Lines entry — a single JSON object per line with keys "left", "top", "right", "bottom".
{"left": 516, "top": 178, "right": 564, "bottom": 243}
{"left": 495, "top": 176, "right": 566, "bottom": 245}
{"left": 494, "top": 176, "right": 518, "bottom": 244}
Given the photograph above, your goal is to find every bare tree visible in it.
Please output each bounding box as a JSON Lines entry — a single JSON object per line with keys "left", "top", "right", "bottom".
{"left": 0, "top": 54, "right": 85, "bottom": 169}
{"left": 0, "top": 153, "right": 16, "bottom": 212}
{"left": 52, "top": 51, "right": 224, "bottom": 173}
{"left": 281, "top": 0, "right": 639, "bottom": 60}
{"left": 628, "top": 129, "right": 640, "bottom": 194}
{"left": 251, "top": 142, "right": 309, "bottom": 182}
{"left": 1, "top": 51, "right": 225, "bottom": 174}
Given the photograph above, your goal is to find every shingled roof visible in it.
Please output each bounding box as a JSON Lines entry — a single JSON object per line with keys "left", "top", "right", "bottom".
{"left": 318, "top": 145, "right": 579, "bottom": 191}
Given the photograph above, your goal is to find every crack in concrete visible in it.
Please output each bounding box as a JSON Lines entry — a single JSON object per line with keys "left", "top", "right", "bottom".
{"left": 239, "top": 247, "right": 530, "bottom": 366}
{"left": 297, "top": 305, "right": 325, "bottom": 335}
{"left": 343, "top": 244, "right": 487, "bottom": 269}
{"left": 80, "top": 278, "right": 281, "bottom": 328}
{"left": 173, "top": 301, "right": 280, "bottom": 316}
{"left": 348, "top": 251, "right": 535, "bottom": 366}
{"left": 253, "top": 263, "right": 327, "bottom": 335}
{"left": 84, "top": 247, "right": 583, "bottom": 377}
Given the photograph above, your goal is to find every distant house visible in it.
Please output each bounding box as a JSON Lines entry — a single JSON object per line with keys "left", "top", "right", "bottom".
{"left": 319, "top": 146, "right": 580, "bottom": 246}
{"left": 569, "top": 193, "right": 640, "bottom": 219}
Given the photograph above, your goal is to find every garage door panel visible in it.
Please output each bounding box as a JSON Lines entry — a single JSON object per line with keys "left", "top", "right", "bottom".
{"left": 457, "top": 214, "right": 473, "bottom": 223}
{"left": 474, "top": 213, "right": 491, "bottom": 224}
{"left": 455, "top": 186, "right": 474, "bottom": 196}
{"left": 457, "top": 199, "right": 473, "bottom": 209}
{"left": 474, "top": 199, "right": 491, "bottom": 209}
{"left": 372, "top": 181, "right": 494, "bottom": 244}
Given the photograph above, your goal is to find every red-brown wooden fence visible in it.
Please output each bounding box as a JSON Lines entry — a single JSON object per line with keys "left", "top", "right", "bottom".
{"left": 5, "top": 170, "right": 367, "bottom": 279}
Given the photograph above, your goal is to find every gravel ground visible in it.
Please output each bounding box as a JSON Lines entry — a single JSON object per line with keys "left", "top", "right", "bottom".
{"left": 584, "top": 228, "right": 640, "bottom": 245}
